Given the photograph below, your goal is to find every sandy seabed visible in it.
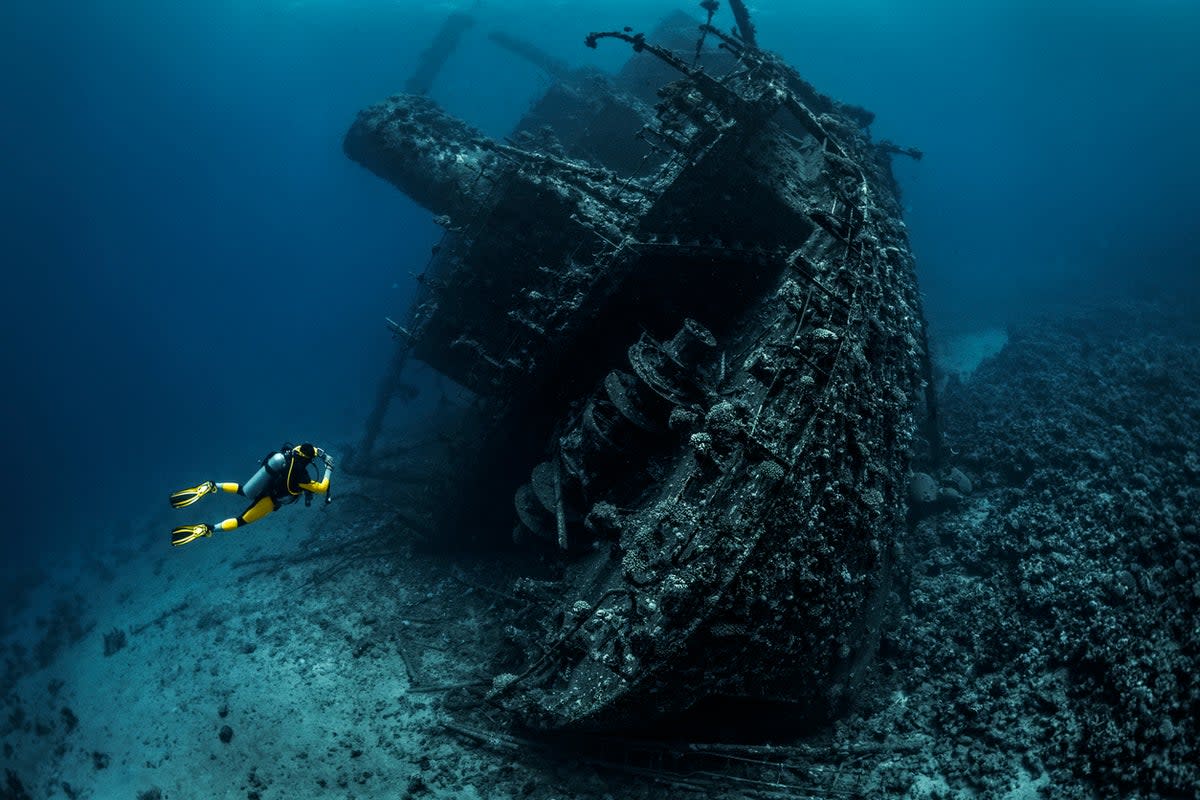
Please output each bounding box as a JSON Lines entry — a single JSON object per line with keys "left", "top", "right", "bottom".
{"left": 2, "top": 480, "right": 545, "bottom": 800}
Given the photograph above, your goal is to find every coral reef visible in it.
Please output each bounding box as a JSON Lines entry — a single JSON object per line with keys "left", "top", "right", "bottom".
{"left": 838, "top": 299, "right": 1200, "bottom": 797}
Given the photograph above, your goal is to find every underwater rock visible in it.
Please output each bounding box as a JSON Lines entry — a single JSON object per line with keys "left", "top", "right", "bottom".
{"left": 946, "top": 466, "right": 972, "bottom": 494}
{"left": 908, "top": 472, "right": 939, "bottom": 505}
{"left": 3, "top": 769, "right": 32, "bottom": 800}
{"left": 219, "top": 724, "right": 233, "bottom": 744}
{"left": 347, "top": 8, "right": 932, "bottom": 730}
{"left": 102, "top": 628, "right": 126, "bottom": 657}
{"left": 909, "top": 467, "right": 973, "bottom": 519}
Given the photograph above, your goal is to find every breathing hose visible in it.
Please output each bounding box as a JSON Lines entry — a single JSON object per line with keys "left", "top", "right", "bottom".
{"left": 324, "top": 454, "right": 334, "bottom": 506}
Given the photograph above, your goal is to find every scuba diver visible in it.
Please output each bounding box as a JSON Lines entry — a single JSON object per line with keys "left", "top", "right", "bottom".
{"left": 168, "top": 443, "right": 334, "bottom": 547}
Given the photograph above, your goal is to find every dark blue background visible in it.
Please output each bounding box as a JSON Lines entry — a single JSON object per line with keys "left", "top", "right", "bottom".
{"left": 2, "top": 0, "right": 1197, "bottom": 570}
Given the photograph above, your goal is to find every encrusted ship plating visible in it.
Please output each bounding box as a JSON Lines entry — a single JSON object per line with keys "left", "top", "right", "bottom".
{"left": 344, "top": 5, "right": 933, "bottom": 731}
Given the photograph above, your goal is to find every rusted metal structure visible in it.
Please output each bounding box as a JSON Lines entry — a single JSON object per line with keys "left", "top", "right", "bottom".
{"left": 344, "top": 6, "right": 930, "bottom": 731}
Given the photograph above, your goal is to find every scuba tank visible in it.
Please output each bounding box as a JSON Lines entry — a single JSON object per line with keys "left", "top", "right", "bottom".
{"left": 241, "top": 450, "right": 289, "bottom": 500}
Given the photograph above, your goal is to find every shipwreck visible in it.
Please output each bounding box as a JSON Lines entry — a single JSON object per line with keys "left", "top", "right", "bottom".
{"left": 343, "top": 3, "right": 934, "bottom": 731}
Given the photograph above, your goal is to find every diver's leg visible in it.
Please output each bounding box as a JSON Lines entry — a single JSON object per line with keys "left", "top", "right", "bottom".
{"left": 216, "top": 482, "right": 242, "bottom": 495}
{"left": 214, "top": 496, "right": 278, "bottom": 532}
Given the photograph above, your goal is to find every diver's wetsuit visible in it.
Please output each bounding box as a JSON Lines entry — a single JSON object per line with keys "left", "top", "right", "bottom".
{"left": 169, "top": 443, "right": 333, "bottom": 546}
{"left": 214, "top": 447, "right": 331, "bottom": 532}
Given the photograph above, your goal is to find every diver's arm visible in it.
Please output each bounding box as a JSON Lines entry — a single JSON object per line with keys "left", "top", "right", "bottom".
{"left": 299, "top": 457, "right": 334, "bottom": 494}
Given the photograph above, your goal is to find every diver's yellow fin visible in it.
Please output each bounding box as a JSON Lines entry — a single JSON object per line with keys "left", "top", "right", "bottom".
{"left": 169, "top": 481, "right": 216, "bottom": 509}
{"left": 170, "top": 524, "right": 213, "bottom": 547}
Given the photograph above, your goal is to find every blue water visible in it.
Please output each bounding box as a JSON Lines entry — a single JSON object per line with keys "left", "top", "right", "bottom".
{"left": 2, "top": 0, "right": 1197, "bottom": 579}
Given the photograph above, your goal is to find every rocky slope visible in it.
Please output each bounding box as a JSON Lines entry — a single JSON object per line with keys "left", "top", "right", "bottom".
{"left": 838, "top": 299, "right": 1200, "bottom": 797}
